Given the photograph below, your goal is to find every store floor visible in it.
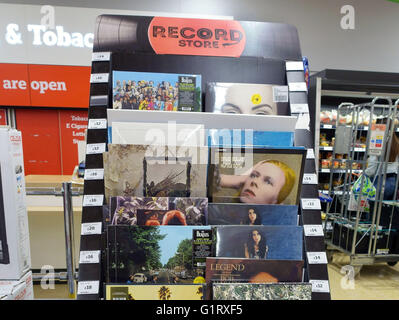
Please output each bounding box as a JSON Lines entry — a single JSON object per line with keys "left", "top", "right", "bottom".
{"left": 33, "top": 253, "right": 399, "bottom": 300}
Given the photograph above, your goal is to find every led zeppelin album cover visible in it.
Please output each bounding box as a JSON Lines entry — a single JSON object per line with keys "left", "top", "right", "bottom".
{"left": 105, "top": 284, "right": 205, "bottom": 300}
{"left": 205, "top": 82, "right": 289, "bottom": 116}
{"left": 207, "top": 203, "right": 298, "bottom": 226}
{"left": 107, "top": 225, "right": 212, "bottom": 283}
{"left": 113, "top": 71, "right": 202, "bottom": 112}
{"left": 215, "top": 225, "right": 303, "bottom": 260}
{"left": 212, "top": 282, "right": 311, "bottom": 300}
{"left": 104, "top": 144, "right": 208, "bottom": 200}
{"left": 108, "top": 196, "right": 207, "bottom": 226}
{"left": 208, "top": 147, "right": 306, "bottom": 205}
{"left": 205, "top": 258, "right": 304, "bottom": 283}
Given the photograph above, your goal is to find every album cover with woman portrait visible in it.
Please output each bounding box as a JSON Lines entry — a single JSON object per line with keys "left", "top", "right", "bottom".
{"left": 109, "top": 196, "right": 207, "bottom": 226}
{"left": 205, "top": 82, "right": 289, "bottom": 116}
{"left": 215, "top": 225, "right": 303, "bottom": 260}
{"left": 207, "top": 147, "right": 306, "bottom": 205}
{"left": 207, "top": 203, "right": 298, "bottom": 226}
{"left": 104, "top": 144, "right": 209, "bottom": 201}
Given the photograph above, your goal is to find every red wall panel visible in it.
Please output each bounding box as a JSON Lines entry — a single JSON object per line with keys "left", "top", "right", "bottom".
{"left": 16, "top": 109, "right": 62, "bottom": 175}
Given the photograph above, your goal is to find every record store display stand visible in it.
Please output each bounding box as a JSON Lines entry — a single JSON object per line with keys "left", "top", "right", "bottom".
{"left": 77, "top": 15, "right": 330, "bottom": 300}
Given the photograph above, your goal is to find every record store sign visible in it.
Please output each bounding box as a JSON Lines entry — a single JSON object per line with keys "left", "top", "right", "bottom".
{"left": 148, "top": 17, "right": 246, "bottom": 57}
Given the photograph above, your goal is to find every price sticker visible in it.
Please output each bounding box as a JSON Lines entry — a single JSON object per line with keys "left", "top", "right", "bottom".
{"left": 306, "top": 149, "right": 315, "bottom": 159}
{"left": 322, "top": 124, "right": 333, "bottom": 129}
{"left": 84, "top": 169, "right": 104, "bottom": 181}
{"left": 301, "top": 198, "right": 321, "bottom": 210}
{"left": 86, "top": 143, "right": 106, "bottom": 155}
{"left": 81, "top": 222, "right": 102, "bottom": 235}
{"left": 79, "top": 250, "right": 101, "bottom": 264}
{"left": 88, "top": 119, "right": 107, "bottom": 130}
{"left": 286, "top": 61, "right": 304, "bottom": 71}
{"left": 307, "top": 252, "right": 328, "bottom": 265}
{"left": 77, "top": 281, "right": 100, "bottom": 295}
{"left": 272, "top": 86, "right": 289, "bottom": 102}
{"left": 92, "top": 52, "right": 111, "bottom": 61}
{"left": 290, "top": 104, "right": 309, "bottom": 114}
{"left": 90, "top": 73, "right": 109, "bottom": 83}
{"left": 304, "top": 225, "right": 324, "bottom": 237}
{"left": 309, "top": 280, "right": 330, "bottom": 293}
{"left": 303, "top": 173, "right": 318, "bottom": 185}
{"left": 288, "top": 82, "right": 308, "bottom": 92}
{"left": 83, "top": 195, "right": 104, "bottom": 207}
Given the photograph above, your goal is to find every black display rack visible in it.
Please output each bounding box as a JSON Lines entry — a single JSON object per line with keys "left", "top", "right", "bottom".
{"left": 77, "top": 15, "right": 330, "bottom": 300}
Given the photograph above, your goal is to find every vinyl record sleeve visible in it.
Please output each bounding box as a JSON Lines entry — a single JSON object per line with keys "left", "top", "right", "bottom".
{"left": 107, "top": 225, "right": 212, "bottom": 283}
{"left": 105, "top": 284, "right": 206, "bottom": 300}
{"left": 207, "top": 147, "right": 306, "bottom": 205}
{"left": 215, "top": 225, "right": 303, "bottom": 260}
{"left": 113, "top": 71, "right": 201, "bottom": 112}
{"left": 207, "top": 203, "right": 298, "bottom": 226}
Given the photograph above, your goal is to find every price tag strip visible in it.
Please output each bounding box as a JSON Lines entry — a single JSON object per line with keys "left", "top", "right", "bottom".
{"left": 307, "top": 252, "right": 328, "bottom": 265}
{"left": 303, "top": 173, "right": 318, "bottom": 185}
{"left": 309, "top": 280, "right": 330, "bottom": 293}
{"left": 90, "top": 73, "right": 109, "bottom": 83}
{"left": 286, "top": 61, "right": 304, "bottom": 71}
{"left": 306, "top": 148, "right": 315, "bottom": 159}
{"left": 304, "top": 225, "right": 324, "bottom": 237}
{"left": 86, "top": 143, "right": 106, "bottom": 155}
{"left": 79, "top": 250, "right": 101, "bottom": 264}
{"left": 77, "top": 281, "right": 100, "bottom": 295}
{"left": 88, "top": 119, "right": 107, "bottom": 130}
{"left": 83, "top": 195, "right": 104, "bottom": 207}
{"left": 81, "top": 222, "right": 102, "bottom": 236}
{"left": 92, "top": 52, "right": 111, "bottom": 61}
{"left": 84, "top": 169, "right": 104, "bottom": 181}
{"left": 290, "top": 103, "right": 309, "bottom": 114}
{"left": 288, "top": 82, "right": 308, "bottom": 92}
{"left": 301, "top": 198, "right": 322, "bottom": 210}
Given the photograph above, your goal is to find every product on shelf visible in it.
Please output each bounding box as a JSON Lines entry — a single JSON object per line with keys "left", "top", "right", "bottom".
{"left": 215, "top": 225, "right": 303, "bottom": 260}
{"left": 208, "top": 147, "right": 306, "bottom": 205}
{"left": 112, "top": 71, "right": 202, "bottom": 112}
{"left": 212, "top": 282, "right": 312, "bottom": 300}
{"left": 109, "top": 196, "right": 208, "bottom": 226}
{"left": 107, "top": 225, "right": 212, "bottom": 283}
{"left": 207, "top": 203, "right": 298, "bottom": 226}
{"left": 104, "top": 144, "right": 208, "bottom": 200}
{"left": 105, "top": 284, "right": 205, "bottom": 300}
{"left": 205, "top": 82, "right": 289, "bottom": 116}
{"left": 205, "top": 258, "right": 304, "bottom": 283}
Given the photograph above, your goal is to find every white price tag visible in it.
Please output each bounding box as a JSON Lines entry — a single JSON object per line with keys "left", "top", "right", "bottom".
{"left": 301, "top": 198, "right": 321, "bottom": 210}
{"left": 272, "top": 86, "right": 289, "bottom": 102}
{"left": 81, "top": 222, "right": 102, "bottom": 235}
{"left": 290, "top": 103, "right": 309, "bottom": 114}
{"left": 77, "top": 281, "right": 100, "bottom": 295}
{"left": 84, "top": 169, "right": 104, "bottom": 180}
{"left": 304, "top": 225, "right": 324, "bottom": 237}
{"left": 306, "top": 148, "right": 315, "bottom": 159}
{"left": 309, "top": 280, "right": 330, "bottom": 293}
{"left": 83, "top": 195, "right": 104, "bottom": 207}
{"left": 288, "top": 82, "right": 308, "bottom": 92}
{"left": 307, "top": 252, "right": 328, "bottom": 265}
{"left": 86, "top": 143, "right": 106, "bottom": 155}
{"left": 286, "top": 61, "right": 304, "bottom": 71}
{"left": 88, "top": 119, "right": 107, "bottom": 130}
{"left": 92, "top": 52, "right": 111, "bottom": 61}
{"left": 303, "top": 173, "right": 318, "bottom": 185}
{"left": 79, "top": 250, "right": 101, "bottom": 264}
{"left": 90, "top": 73, "right": 109, "bottom": 83}
{"left": 322, "top": 124, "right": 333, "bottom": 129}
